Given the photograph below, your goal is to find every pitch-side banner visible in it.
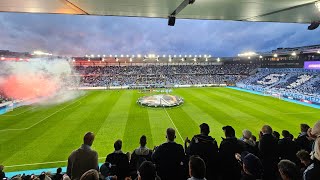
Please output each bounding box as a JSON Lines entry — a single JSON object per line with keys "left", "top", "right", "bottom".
{"left": 304, "top": 61, "right": 320, "bottom": 70}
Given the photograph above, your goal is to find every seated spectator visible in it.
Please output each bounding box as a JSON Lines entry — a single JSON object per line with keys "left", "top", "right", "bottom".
{"left": 278, "top": 160, "right": 300, "bottom": 180}
{"left": 296, "top": 150, "right": 312, "bottom": 175}
{"left": 240, "top": 129, "right": 257, "bottom": 155}
{"left": 295, "top": 124, "right": 312, "bottom": 152}
{"left": 259, "top": 125, "right": 279, "bottom": 180}
{"left": 99, "top": 162, "right": 117, "bottom": 180}
{"left": 137, "top": 161, "right": 160, "bottom": 180}
{"left": 152, "top": 128, "right": 186, "bottom": 180}
{"left": 130, "top": 135, "right": 153, "bottom": 179}
{"left": 67, "top": 132, "right": 98, "bottom": 180}
{"left": 219, "top": 125, "right": 245, "bottom": 180}
{"left": 106, "top": 140, "right": 130, "bottom": 180}
{"left": 303, "top": 137, "right": 320, "bottom": 180}
{"left": 278, "top": 130, "right": 299, "bottom": 163}
{"left": 0, "top": 165, "right": 5, "bottom": 180}
{"left": 79, "top": 170, "right": 99, "bottom": 180}
{"left": 187, "top": 156, "right": 206, "bottom": 180}
{"left": 235, "top": 152, "right": 263, "bottom": 180}
{"left": 185, "top": 123, "right": 219, "bottom": 180}
{"left": 52, "top": 168, "right": 63, "bottom": 180}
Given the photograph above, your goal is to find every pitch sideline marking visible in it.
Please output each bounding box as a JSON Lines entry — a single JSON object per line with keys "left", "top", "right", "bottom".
{"left": 0, "top": 95, "right": 88, "bottom": 132}
{"left": 281, "top": 111, "right": 318, "bottom": 115}
{"left": 163, "top": 108, "right": 184, "bottom": 143}
{"left": 5, "top": 157, "right": 106, "bottom": 168}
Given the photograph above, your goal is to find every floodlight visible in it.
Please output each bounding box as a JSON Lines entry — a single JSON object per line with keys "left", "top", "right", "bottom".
{"left": 273, "top": 54, "right": 278, "bottom": 57}
{"left": 97, "top": 55, "right": 100, "bottom": 57}
{"left": 103, "top": 55, "right": 106, "bottom": 57}
{"left": 137, "top": 54, "right": 141, "bottom": 58}
{"left": 129, "top": 58, "right": 132, "bottom": 62}
{"left": 91, "top": 54, "right": 94, "bottom": 57}
{"left": 291, "top": 52, "right": 297, "bottom": 56}
{"left": 259, "top": 55, "right": 263, "bottom": 59}
{"left": 217, "top": 58, "right": 220, "bottom": 62}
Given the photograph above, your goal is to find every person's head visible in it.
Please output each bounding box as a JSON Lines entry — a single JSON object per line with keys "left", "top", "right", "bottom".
{"left": 273, "top": 131, "right": 280, "bottom": 140}
{"left": 300, "top": 124, "right": 310, "bottom": 133}
{"left": 222, "top": 125, "right": 235, "bottom": 138}
{"left": 56, "top": 167, "right": 62, "bottom": 174}
{"left": 83, "top": 132, "right": 95, "bottom": 146}
{"left": 250, "top": 135, "right": 257, "bottom": 142}
{"left": 242, "top": 129, "right": 252, "bottom": 140}
{"left": 200, "top": 123, "right": 210, "bottom": 136}
{"left": 311, "top": 120, "right": 320, "bottom": 137}
{"left": 241, "top": 153, "right": 263, "bottom": 178}
{"left": 278, "top": 160, "right": 299, "bottom": 180}
{"left": 282, "top": 130, "right": 291, "bottom": 138}
{"left": 0, "top": 165, "right": 3, "bottom": 171}
{"left": 312, "top": 137, "right": 320, "bottom": 161}
{"left": 189, "top": 156, "right": 206, "bottom": 179}
{"left": 261, "top": 125, "right": 273, "bottom": 135}
{"left": 296, "top": 150, "right": 311, "bottom": 166}
{"left": 138, "top": 161, "right": 157, "bottom": 180}
{"left": 114, "top": 140, "right": 122, "bottom": 151}
{"left": 80, "top": 169, "right": 99, "bottom": 180}
{"left": 166, "top": 128, "right": 176, "bottom": 142}
{"left": 140, "top": 135, "right": 147, "bottom": 147}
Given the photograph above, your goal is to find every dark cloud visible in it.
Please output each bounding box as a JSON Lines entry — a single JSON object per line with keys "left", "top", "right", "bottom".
{"left": 0, "top": 12, "right": 319, "bottom": 57}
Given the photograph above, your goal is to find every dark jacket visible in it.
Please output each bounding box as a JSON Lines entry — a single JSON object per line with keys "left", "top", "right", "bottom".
{"left": 106, "top": 151, "right": 130, "bottom": 180}
{"left": 278, "top": 137, "right": 299, "bottom": 163}
{"left": 0, "top": 171, "right": 5, "bottom": 180}
{"left": 152, "top": 141, "right": 186, "bottom": 180}
{"left": 219, "top": 137, "right": 245, "bottom": 180}
{"left": 129, "top": 147, "right": 153, "bottom": 179}
{"left": 303, "top": 159, "right": 320, "bottom": 180}
{"left": 67, "top": 144, "right": 98, "bottom": 180}
{"left": 258, "top": 134, "right": 279, "bottom": 180}
{"left": 186, "top": 134, "right": 219, "bottom": 180}
{"left": 295, "top": 133, "right": 312, "bottom": 152}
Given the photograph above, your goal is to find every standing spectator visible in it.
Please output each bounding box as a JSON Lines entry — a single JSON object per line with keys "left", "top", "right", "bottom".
{"left": 106, "top": 140, "right": 130, "bottom": 180}
{"left": 295, "top": 124, "right": 312, "bottom": 152}
{"left": 0, "top": 165, "right": 5, "bottom": 180}
{"left": 278, "top": 130, "right": 299, "bottom": 163}
{"left": 152, "top": 128, "right": 186, "bottom": 180}
{"left": 278, "top": 160, "right": 300, "bottom": 180}
{"left": 67, "top": 132, "right": 98, "bottom": 180}
{"left": 187, "top": 156, "right": 206, "bottom": 180}
{"left": 240, "top": 129, "right": 257, "bottom": 155}
{"left": 296, "top": 150, "right": 312, "bottom": 175}
{"left": 303, "top": 137, "right": 320, "bottom": 180}
{"left": 130, "top": 135, "right": 153, "bottom": 179}
{"left": 137, "top": 161, "right": 160, "bottom": 180}
{"left": 258, "top": 125, "right": 279, "bottom": 180}
{"left": 185, "top": 123, "right": 219, "bottom": 180}
{"left": 52, "top": 168, "right": 63, "bottom": 180}
{"left": 219, "top": 125, "right": 245, "bottom": 180}
{"left": 235, "top": 152, "right": 263, "bottom": 180}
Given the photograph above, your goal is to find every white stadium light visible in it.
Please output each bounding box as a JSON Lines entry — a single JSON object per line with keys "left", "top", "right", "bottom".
{"left": 132, "top": 55, "right": 135, "bottom": 58}
{"left": 115, "top": 55, "right": 118, "bottom": 57}
{"left": 189, "top": 55, "right": 192, "bottom": 58}
{"left": 204, "top": 54, "right": 207, "bottom": 58}
{"left": 174, "top": 55, "right": 177, "bottom": 58}
{"left": 103, "top": 55, "right": 106, "bottom": 57}
{"left": 129, "top": 58, "right": 132, "bottom": 62}
{"left": 109, "top": 54, "right": 112, "bottom": 57}
{"left": 102, "top": 58, "right": 105, "bottom": 61}
{"left": 195, "top": 55, "right": 197, "bottom": 58}
{"left": 259, "top": 55, "right": 263, "bottom": 59}
{"left": 97, "top": 55, "right": 100, "bottom": 57}
{"left": 238, "top": 52, "right": 257, "bottom": 57}
{"left": 1, "top": 57, "right": 4, "bottom": 60}
{"left": 217, "top": 58, "right": 220, "bottom": 62}
{"left": 20, "top": 58, "right": 23, "bottom": 61}
{"left": 121, "top": 54, "right": 124, "bottom": 57}
{"left": 88, "top": 59, "right": 90, "bottom": 62}
{"left": 205, "top": 58, "right": 208, "bottom": 62}
{"left": 184, "top": 55, "right": 187, "bottom": 58}
{"left": 169, "top": 58, "right": 172, "bottom": 62}
{"left": 274, "top": 54, "right": 278, "bottom": 57}
{"left": 126, "top": 55, "right": 129, "bottom": 57}
{"left": 248, "top": 57, "right": 251, "bottom": 59}
{"left": 91, "top": 54, "right": 94, "bottom": 57}
{"left": 199, "top": 55, "right": 202, "bottom": 58}
{"left": 208, "top": 55, "right": 211, "bottom": 58}
{"left": 163, "top": 55, "right": 166, "bottom": 58}
{"left": 72, "top": 59, "right": 75, "bottom": 62}
{"left": 291, "top": 52, "right": 297, "bottom": 56}
{"left": 137, "top": 54, "right": 141, "bottom": 58}
{"left": 85, "top": 54, "right": 88, "bottom": 57}
{"left": 179, "top": 55, "right": 182, "bottom": 57}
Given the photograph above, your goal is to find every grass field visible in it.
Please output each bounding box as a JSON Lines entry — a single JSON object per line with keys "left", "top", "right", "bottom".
{"left": 0, "top": 87, "right": 319, "bottom": 172}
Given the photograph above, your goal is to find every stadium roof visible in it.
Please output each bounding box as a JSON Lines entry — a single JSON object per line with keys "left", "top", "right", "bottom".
{"left": 1, "top": 0, "right": 320, "bottom": 24}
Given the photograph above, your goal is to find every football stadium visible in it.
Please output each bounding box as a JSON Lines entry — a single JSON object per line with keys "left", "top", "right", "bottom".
{"left": 1, "top": 1, "right": 320, "bottom": 180}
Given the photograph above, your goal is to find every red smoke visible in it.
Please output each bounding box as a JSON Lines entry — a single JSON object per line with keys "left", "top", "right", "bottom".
{"left": 0, "top": 74, "right": 59, "bottom": 100}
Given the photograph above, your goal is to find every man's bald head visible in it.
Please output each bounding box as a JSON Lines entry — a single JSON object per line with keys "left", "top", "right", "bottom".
{"left": 83, "top": 132, "right": 95, "bottom": 146}
{"left": 166, "top": 128, "right": 176, "bottom": 142}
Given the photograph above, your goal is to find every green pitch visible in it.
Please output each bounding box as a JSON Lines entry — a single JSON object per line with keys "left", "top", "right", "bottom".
{"left": 0, "top": 87, "right": 319, "bottom": 172}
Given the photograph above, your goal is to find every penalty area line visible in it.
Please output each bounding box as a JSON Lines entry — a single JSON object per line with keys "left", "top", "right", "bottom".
{"left": 163, "top": 108, "right": 184, "bottom": 143}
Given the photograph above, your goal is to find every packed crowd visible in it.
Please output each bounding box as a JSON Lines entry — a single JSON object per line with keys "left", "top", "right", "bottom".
{"left": 2, "top": 121, "right": 320, "bottom": 180}
{"left": 237, "top": 68, "right": 320, "bottom": 96}
{"left": 75, "top": 64, "right": 259, "bottom": 87}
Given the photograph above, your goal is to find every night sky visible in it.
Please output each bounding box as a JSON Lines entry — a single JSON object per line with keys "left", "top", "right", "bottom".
{"left": 0, "top": 12, "right": 320, "bottom": 57}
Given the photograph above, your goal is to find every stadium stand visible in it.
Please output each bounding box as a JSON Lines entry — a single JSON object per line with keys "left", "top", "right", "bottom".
{"left": 3, "top": 121, "right": 320, "bottom": 180}
{"left": 74, "top": 64, "right": 259, "bottom": 87}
